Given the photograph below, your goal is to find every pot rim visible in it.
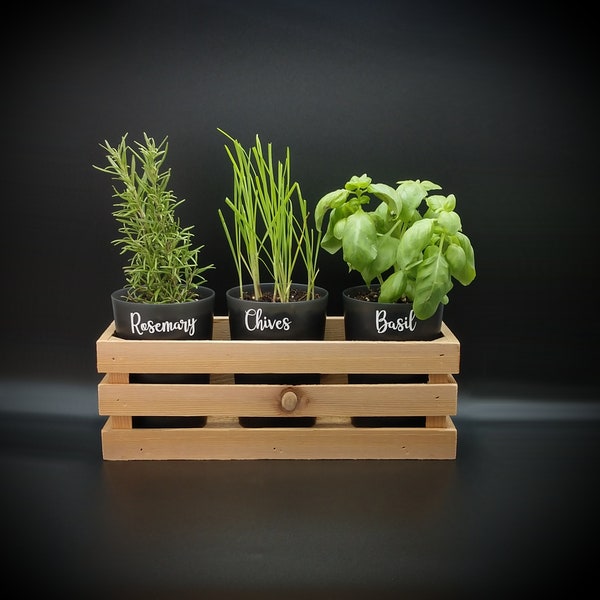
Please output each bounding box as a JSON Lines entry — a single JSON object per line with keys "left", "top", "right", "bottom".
{"left": 111, "top": 286, "right": 215, "bottom": 306}
{"left": 226, "top": 283, "right": 329, "bottom": 303}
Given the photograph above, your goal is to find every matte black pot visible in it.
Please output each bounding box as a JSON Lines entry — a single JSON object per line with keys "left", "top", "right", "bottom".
{"left": 343, "top": 285, "right": 443, "bottom": 342}
{"left": 111, "top": 287, "right": 215, "bottom": 340}
{"left": 111, "top": 286, "right": 215, "bottom": 385}
{"left": 343, "top": 284, "right": 444, "bottom": 388}
{"left": 226, "top": 283, "right": 329, "bottom": 427}
{"left": 226, "top": 283, "right": 328, "bottom": 342}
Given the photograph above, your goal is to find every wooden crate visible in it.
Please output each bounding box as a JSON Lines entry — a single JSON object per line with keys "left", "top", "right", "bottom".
{"left": 96, "top": 316, "right": 460, "bottom": 460}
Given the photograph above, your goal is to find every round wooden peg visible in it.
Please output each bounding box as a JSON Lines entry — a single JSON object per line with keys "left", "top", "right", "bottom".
{"left": 280, "top": 390, "right": 298, "bottom": 412}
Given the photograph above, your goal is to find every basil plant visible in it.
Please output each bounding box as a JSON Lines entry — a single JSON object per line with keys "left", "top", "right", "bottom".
{"left": 315, "top": 174, "right": 476, "bottom": 320}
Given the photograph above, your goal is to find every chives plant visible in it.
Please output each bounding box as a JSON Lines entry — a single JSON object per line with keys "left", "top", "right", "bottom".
{"left": 218, "top": 129, "right": 321, "bottom": 302}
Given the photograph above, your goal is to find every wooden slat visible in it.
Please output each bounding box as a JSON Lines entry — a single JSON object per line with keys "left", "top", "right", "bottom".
{"left": 97, "top": 318, "right": 460, "bottom": 375}
{"left": 101, "top": 416, "right": 457, "bottom": 460}
{"left": 98, "top": 375, "right": 457, "bottom": 417}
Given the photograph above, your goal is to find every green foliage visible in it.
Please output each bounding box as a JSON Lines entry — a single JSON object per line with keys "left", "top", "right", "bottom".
{"left": 315, "top": 174, "right": 476, "bottom": 319}
{"left": 218, "top": 129, "right": 321, "bottom": 302}
{"left": 94, "top": 133, "right": 214, "bottom": 303}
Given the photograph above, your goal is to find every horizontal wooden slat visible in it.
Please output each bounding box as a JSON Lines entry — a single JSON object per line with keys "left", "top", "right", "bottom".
{"left": 96, "top": 318, "right": 460, "bottom": 375}
{"left": 101, "top": 416, "right": 457, "bottom": 460}
{"left": 98, "top": 375, "right": 458, "bottom": 417}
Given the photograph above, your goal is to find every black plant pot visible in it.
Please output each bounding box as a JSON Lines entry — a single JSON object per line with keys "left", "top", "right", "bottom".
{"left": 343, "top": 284, "right": 444, "bottom": 387}
{"left": 343, "top": 284, "right": 444, "bottom": 427}
{"left": 226, "top": 283, "right": 328, "bottom": 428}
{"left": 343, "top": 285, "right": 443, "bottom": 342}
{"left": 111, "top": 286, "right": 215, "bottom": 385}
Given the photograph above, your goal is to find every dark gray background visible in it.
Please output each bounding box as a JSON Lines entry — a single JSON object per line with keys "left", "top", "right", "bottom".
{"left": 2, "top": 0, "right": 596, "bottom": 396}
{"left": 2, "top": 3, "right": 599, "bottom": 597}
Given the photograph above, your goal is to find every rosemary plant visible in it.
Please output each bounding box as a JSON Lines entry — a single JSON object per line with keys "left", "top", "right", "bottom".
{"left": 218, "top": 129, "right": 321, "bottom": 302}
{"left": 94, "top": 133, "right": 213, "bottom": 303}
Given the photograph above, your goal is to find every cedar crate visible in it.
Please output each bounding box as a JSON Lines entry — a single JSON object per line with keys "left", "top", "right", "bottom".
{"left": 96, "top": 316, "right": 460, "bottom": 460}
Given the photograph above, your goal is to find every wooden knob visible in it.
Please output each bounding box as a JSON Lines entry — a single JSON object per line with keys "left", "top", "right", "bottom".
{"left": 281, "top": 390, "right": 298, "bottom": 412}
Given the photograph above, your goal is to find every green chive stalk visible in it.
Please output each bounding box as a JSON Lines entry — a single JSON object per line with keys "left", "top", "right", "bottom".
{"left": 218, "top": 129, "right": 321, "bottom": 302}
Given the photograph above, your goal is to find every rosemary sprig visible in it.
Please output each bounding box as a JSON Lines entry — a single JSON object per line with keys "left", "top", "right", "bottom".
{"left": 94, "top": 133, "right": 214, "bottom": 303}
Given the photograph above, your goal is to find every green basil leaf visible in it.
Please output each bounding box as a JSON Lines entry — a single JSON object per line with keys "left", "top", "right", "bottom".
{"left": 413, "top": 249, "right": 452, "bottom": 319}
{"left": 445, "top": 242, "right": 466, "bottom": 274}
{"left": 397, "top": 218, "right": 434, "bottom": 270}
{"left": 345, "top": 174, "right": 371, "bottom": 192}
{"left": 379, "top": 270, "right": 407, "bottom": 303}
{"left": 397, "top": 180, "right": 427, "bottom": 220}
{"left": 371, "top": 234, "right": 397, "bottom": 275}
{"left": 454, "top": 231, "right": 476, "bottom": 284}
{"left": 369, "top": 182, "right": 401, "bottom": 217}
{"left": 437, "top": 210, "right": 462, "bottom": 235}
{"left": 426, "top": 193, "right": 456, "bottom": 212}
{"left": 342, "top": 211, "right": 377, "bottom": 271}
{"left": 315, "top": 189, "right": 348, "bottom": 231}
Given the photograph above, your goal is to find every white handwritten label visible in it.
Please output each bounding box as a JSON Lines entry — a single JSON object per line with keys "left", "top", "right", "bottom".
{"left": 130, "top": 312, "right": 197, "bottom": 337}
{"left": 375, "top": 309, "right": 417, "bottom": 334}
{"left": 244, "top": 308, "right": 291, "bottom": 332}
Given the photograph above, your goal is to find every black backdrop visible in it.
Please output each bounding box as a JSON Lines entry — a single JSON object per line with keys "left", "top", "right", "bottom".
{"left": 3, "top": 0, "right": 596, "bottom": 396}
